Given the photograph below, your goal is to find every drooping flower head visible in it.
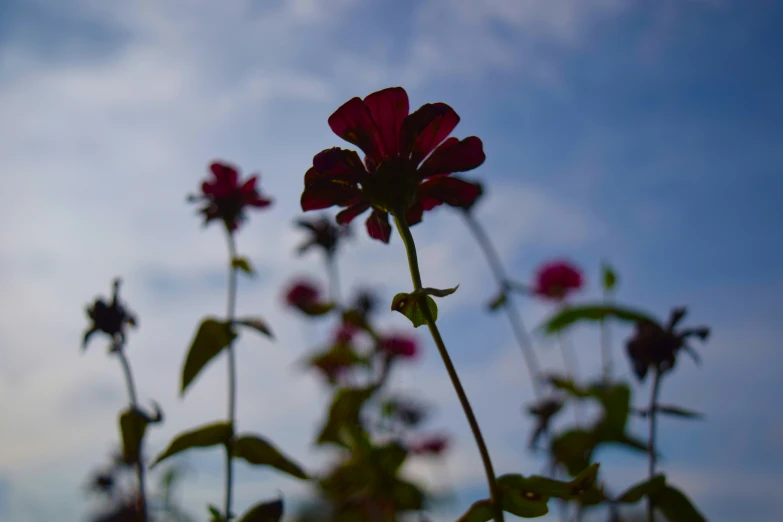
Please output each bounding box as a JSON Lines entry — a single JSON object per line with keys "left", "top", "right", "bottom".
{"left": 295, "top": 215, "right": 350, "bottom": 258}
{"left": 189, "top": 161, "right": 272, "bottom": 232}
{"left": 83, "top": 278, "right": 138, "bottom": 351}
{"left": 533, "top": 260, "right": 584, "bottom": 301}
{"left": 301, "top": 87, "right": 486, "bottom": 243}
{"left": 378, "top": 334, "right": 418, "bottom": 359}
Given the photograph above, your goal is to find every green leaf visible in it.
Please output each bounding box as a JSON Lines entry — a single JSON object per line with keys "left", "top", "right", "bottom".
{"left": 656, "top": 404, "right": 705, "bottom": 420}
{"left": 538, "top": 303, "right": 659, "bottom": 335}
{"left": 208, "top": 504, "right": 224, "bottom": 522}
{"left": 232, "top": 435, "right": 308, "bottom": 480}
{"left": 486, "top": 291, "right": 507, "bottom": 312}
{"left": 420, "top": 285, "right": 459, "bottom": 298}
{"left": 299, "top": 302, "right": 336, "bottom": 316}
{"left": 237, "top": 499, "right": 283, "bottom": 522}
{"left": 550, "top": 429, "right": 595, "bottom": 476}
{"left": 391, "top": 293, "right": 438, "bottom": 328}
{"left": 317, "top": 386, "right": 377, "bottom": 446}
{"left": 232, "top": 257, "right": 255, "bottom": 276}
{"left": 181, "top": 318, "right": 237, "bottom": 395}
{"left": 234, "top": 317, "right": 274, "bottom": 339}
{"left": 496, "top": 463, "right": 601, "bottom": 502}
{"left": 456, "top": 499, "right": 494, "bottom": 522}
{"left": 653, "top": 484, "right": 706, "bottom": 522}
{"left": 389, "top": 479, "right": 425, "bottom": 510}
{"left": 616, "top": 475, "right": 666, "bottom": 503}
{"left": 373, "top": 442, "right": 408, "bottom": 475}
{"left": 602, "top": 262, "right": 617, "bottom": 292}
{"left": 603, "top": 432, "right": 650, "bottom": 455}
{"left": 119, "top": 408, "right": 149, "bottom": 464}
{"left": 501, "top": 490, "right": 549, "bottom": 518}
{"left": 151, "top": 421, "right": 232, "bottom": 468}
{"left": 595, "top": 384, "right": 631, "bottom": 435}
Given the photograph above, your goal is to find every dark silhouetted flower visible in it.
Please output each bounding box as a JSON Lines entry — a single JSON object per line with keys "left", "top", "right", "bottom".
{"left": 379, "top": 334, "right": 418, "bottom": 359}
{"left": 83, "top": 279, "right": 138, "bottom": 351}
{"left": 188, "top": 161, "right": 272, "bottom": 232}
{"left": 300, "top": 87, "right": 485, "bottom": 243}
{"left": 295, "top": 215, "right": 350, "bottom": 258}
{"left": 383, "top": 398, "right": 427, "bottom": 427}
{"left": 625, "top": 307, "right": 710, "bottom": 381}
{"left": 533, "top": 260, "right": 584, "bottom": 300}
{"left": 309, "top": 351, "right": 356, "bottom": 385}
{"left": 410, "top": 435, "right": 448, "bottom": 455}
{"left": 353, "top": 289, "right": 377, "bottom": 318}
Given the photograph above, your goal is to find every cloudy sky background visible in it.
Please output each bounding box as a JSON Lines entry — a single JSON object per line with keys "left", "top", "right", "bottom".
{"left": 1, "top": 0, "right": 782, "bottom": 520}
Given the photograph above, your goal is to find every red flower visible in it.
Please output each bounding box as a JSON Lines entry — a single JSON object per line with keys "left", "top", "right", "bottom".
{"left": 300, "top": 87, "right": 485, "bottom": 243}
{"left": 379, "top": 334, "right": 418, "bottom": 359}
{"left": 190, "top": 161, "right": 272, "bottom": 232}
{"left": 533, "top": 260, "right": 584, "bottom": 301}
{"left": 410, "top": 435, "right": 449, "bottom": 455}
{"left": 285, "top": 281, "right": 320, "bottom": 309}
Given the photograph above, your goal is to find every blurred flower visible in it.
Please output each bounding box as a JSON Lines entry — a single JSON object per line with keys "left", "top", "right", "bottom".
{"left": 379, "top": 334, "right": 418, "bottom": 359}
{"left": 301, "top": 86, "right": 485, "bottom": 243}
{"left": 335, "top": 322, "right": 360, "bottom": 344}
{"left": 625, "top": 307, "right": 710, "bottom": 381}
{"left": 533, "top": 260, "right": 583, "bottom": 300}
{"left": 286, "top": 280, "right": 320, "bottom": 308}
{"left": 83, "top": 279, "right": 138, "bottom": 351}
{"left": 295, "top": 215, "right": 350, "bottom": 258}
{"left": 310, "top": 351, "right": 356, "bottom": 385}
{"left": 188, "top": 161, "right": 272, "bottom": 232}
{"left": 410, "top": 435, "right": 449, "bottom": 455}
{"left": 353, "top": 289, "right": 378, "bottom": 318}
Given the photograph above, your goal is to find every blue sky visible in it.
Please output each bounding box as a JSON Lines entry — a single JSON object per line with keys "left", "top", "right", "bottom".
{"left": 0, "top": 0, "right": 782, "bottom": 521}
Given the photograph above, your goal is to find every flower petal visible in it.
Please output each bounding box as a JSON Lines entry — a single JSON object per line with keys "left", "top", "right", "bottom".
{"left": 402, "top": 103, "right": 460, "bottom": 165}
{"left": 210, "top": 162, "right": 238, "bottom": 187}
{"left": 365, "top": 209, "right": 392, "bottom": 243}
{"left": 305, "top": 148, "right": 367, "bottom": 186}
{"left": 301, "top": 182, "right": 362, "bottom": 211}
{"left": 418, "top": 176, "right": 482, "bottom": 210}
{"left": 328, "top": 98, "right": 384, "bottom": 163}
{"left": 363, "top": 87, "right": 409, "bottom": 158}
{"left": 405, "top": 202, "right": 423, "bottom": 226}
{"left": 336, "top": 202, "right": 371, "bottom": 225}
{"left": 418, "top": 136, "right": 485, "bottom": 178}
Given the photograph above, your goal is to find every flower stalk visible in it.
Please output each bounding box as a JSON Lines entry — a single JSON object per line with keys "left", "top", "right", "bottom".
{"left": 393, "top": 212, "right": 504, "bottom": 522}
{"left": 224, "top": 228, "right": 239, "bottom": 520}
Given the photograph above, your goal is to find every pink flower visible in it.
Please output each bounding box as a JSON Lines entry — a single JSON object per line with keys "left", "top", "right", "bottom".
{"left": 379, "top": 334, "right": 418, "bottom": 359}
{"left": 411, "top": 435, "right": 449, "bottom": 455}
{"left": 533, "top": 260, "right": 583, "bottom": 301}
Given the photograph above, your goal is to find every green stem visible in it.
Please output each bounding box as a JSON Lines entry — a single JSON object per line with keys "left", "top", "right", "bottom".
{"left": 393, "top": 214, "right": 503, "bottom": 522}
{"left": 224, "top": 229, "right": 239, "bottom": 520}
{"left": 647, "top": 369, "right": 662, "bottom": 522}
{"left": 116, "top": 347, "right": 148, "bottom": 521}
{"left": 600, "top": 288, "right": 613, "bottom": 383}
{"left": 326, "top": 253, "right": 341, "bottom": 306}
{"left": 462, "top": 211, "right": 542, "bottom": 397}
{"left": 557, "top": 332, "right": 581, "bottom": 424}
